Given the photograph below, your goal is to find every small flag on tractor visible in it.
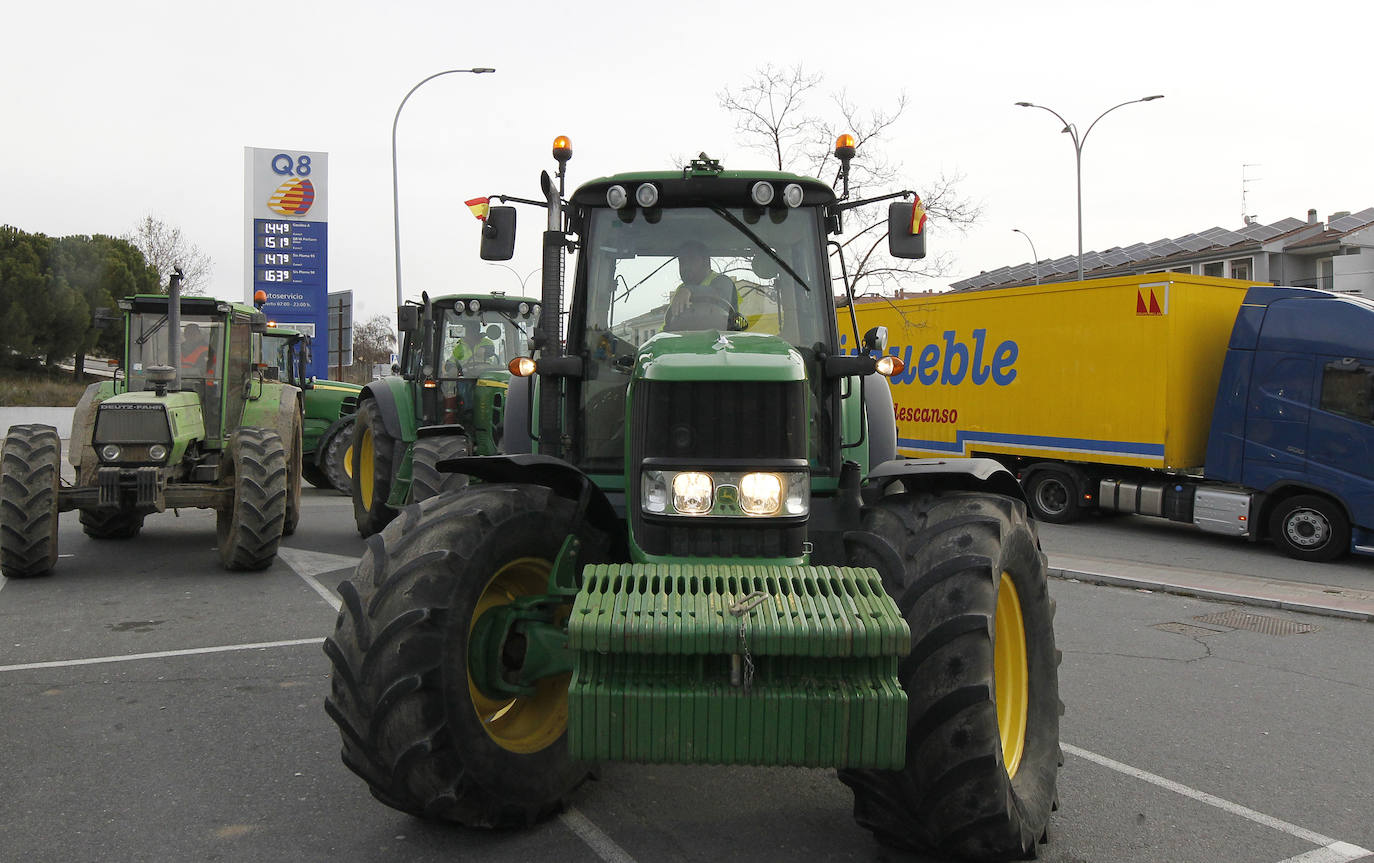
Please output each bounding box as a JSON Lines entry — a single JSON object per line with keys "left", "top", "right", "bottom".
{"left": 465, "top": 197, "right": 490, "bottom": 221}
{"left": 909, "top": 194, "right": 927, "bottom": 235}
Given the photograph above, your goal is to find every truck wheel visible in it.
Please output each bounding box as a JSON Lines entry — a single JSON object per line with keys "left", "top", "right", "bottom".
{"left": 1269, "top": 495, "right": 1349, "bottom": 562}
{"left": 840, "top": 491, "right": 1061, "bottom": 861}
{"left": 79, "top": 508, "right": 145, "bottom": 539}
{"left": 284, "top": 411, "right": 303, "bottom": 537}
{"left": 217, "top": 427, "right": 288, "bottom": 571}
{"left": 0, "top": 424, "right": 61, "bottom": 578}
{"left": 409, "top": 435, "right": 470, "bottom": 503}
{"left": 1026, "top": 468, "right": 1082, "bottom": 523}
{"left": 321, "top": 416, "right": 355, "bottom": 496}
{"left": 351, "top": 400, "right": 396, "bottom": 537}
{"left": 324, "top": 485, "right": 590, "bottom": 827}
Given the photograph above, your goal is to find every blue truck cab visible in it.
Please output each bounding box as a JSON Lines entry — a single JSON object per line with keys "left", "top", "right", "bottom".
{"left": 1205, "top": 286, "right": 1374, "bottom": 560}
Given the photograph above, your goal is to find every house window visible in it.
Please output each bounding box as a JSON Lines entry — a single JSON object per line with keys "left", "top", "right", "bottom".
{"left": 1170, "top": 266, "right": 1192, "bottom": 274}
{"left": 1230, "top": 258, "right": 1252, "bottom": 280}
{"left": 1203, "top": 261, "right": 1224, "bottom": 277}
{"left": 1320, "top": 359, "right": 1374, "bottom": 424}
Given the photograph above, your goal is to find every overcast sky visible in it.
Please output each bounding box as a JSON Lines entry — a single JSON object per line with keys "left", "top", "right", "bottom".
{"left": 6, "top": 0, "right": 1371, "bottom": 325}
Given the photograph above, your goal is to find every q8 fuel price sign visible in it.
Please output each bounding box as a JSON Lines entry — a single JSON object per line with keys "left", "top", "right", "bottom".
{"left": 244, "top": 146, "right": 329, "bottom": 379}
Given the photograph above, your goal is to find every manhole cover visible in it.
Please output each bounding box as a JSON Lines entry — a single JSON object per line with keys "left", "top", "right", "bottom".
{"left": 1152, "top": 622, "right": 1219, "bottom": 637}
{"left": 1192, "top": 609, "right": 1316, "bottom": 635}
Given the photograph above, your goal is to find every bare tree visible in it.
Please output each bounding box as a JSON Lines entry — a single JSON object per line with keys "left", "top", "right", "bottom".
{"left": 352, "top": 314, "right": 396, "bottom": 368}
{"left": 126, "top": 215, "right": 213, "bottom": 293}
{"left": 719, "top": 64, "right": 981, "bottom": 296}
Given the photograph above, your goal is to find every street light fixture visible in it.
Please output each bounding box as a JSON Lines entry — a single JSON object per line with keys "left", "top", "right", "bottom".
{"left": 487, "top": 263, "right": 541, "bottom": 293}
{"left": 392, "top": 67, "right": 496, "bottom": 322}
{"left": 1015, "top": 94, "right": 1163, "bottom": 281}
{"left": 1012, "top": 228, "right": 1040, "bottom": 285}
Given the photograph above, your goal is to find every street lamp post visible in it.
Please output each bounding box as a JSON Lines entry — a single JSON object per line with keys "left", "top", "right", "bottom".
{"left": 1012, "top": 228, "right": 1040, "bottom": 285}
{"left": 487, "top": 263, "right": 541, "bottom": 293}
{"left": 1014, "top": 95, "right": 1163, "bottom": 281}
{"left": 392, "top": 67, "right": 495, "bottom": 319}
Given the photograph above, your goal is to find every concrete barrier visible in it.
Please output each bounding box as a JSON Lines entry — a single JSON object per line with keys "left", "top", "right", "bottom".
{"left": 0, "top": 407, "right": 76, "bottom": 439}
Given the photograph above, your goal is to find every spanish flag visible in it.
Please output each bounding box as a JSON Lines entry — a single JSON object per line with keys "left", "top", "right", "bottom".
{"left": 909, "top": 194, "right": 927, "bottom": 236}
{"left": 465, "top": 197, "right": 490, "bottom": 221}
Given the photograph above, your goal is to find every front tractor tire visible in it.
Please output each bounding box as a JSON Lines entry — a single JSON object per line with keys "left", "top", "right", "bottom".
{"left": 216, "top": 427, "right": 288, "bottom": 571}
{"left": 0, "top": 424, "right": 61, "bottom": 578}
{"left": 351, "top": 399, "right": 396, "bottom": 537}
{"left": 408, "top": 434, "right": 470, "bottom": 503}
{"left": 840, "top": 490, "right": 1062, "bottom": 861}
{"left": 324, "top": 485, "right": 590, "bottom": 827}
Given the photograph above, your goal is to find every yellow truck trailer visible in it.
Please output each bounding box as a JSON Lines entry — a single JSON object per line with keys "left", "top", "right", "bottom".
{"left": 841, "top": 273, "right": 1374, "bottom": 561}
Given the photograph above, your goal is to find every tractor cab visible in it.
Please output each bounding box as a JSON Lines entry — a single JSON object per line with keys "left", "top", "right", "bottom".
{"left": 259, "top": 324, "right": 314, "bottom": 389}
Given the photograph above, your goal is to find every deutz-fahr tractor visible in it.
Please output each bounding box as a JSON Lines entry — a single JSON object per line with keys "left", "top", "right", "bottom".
{"left": 349, "top": 291, "right": 539, "bottom": 535}
{"left": 324, "top": 138, "right": 1061, "bottom": 860}
{"left": 0, "top": 273, "right": 303, "bottom": 577}
{"left": 258, "top": 321, "right": 361, "bottom": 494}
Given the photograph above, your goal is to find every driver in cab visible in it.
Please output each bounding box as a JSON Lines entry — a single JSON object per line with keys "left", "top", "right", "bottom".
{"left": 663, "top": 240, "right": 743, "bottom": 331}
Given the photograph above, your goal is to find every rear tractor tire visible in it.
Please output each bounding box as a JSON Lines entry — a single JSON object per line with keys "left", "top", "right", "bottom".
{"left": 351, "top": 400, "right": 396, "bottom": 537}
{"left": 320, "top": 416, "right": 355, "bottom": 496}
{"left": 408, "top": 434, "right": 471, "bottom": 504}
{"left": 0, "top": 424, "right": 61, "bottom": 578}
{"left": 216, "top": 427, "right": 288, "bottom": 571}
{"left": 840, "top": 490, "right": 1062, "bottom": 861}
{"left": 80, "top": 508, "right": 145, "bottom": 539}
{"left": 324, "top": 485, "right": 590, "bottom": 827}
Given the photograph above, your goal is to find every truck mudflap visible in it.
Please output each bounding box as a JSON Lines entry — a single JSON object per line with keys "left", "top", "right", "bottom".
{"left": 567, "top": 562, "right": 911, "bottom": 769}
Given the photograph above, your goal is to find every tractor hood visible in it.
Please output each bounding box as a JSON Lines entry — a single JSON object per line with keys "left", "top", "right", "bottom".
{"left": 635, "top": 331, "right": 806, "bottom": 383}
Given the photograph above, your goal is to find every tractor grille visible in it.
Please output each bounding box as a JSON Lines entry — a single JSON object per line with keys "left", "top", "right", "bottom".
{"left": 631, "top": 380, "right": 807, "bottom": 557}
{"left": 93, "top": 404, "right": 171, "bottom": 444}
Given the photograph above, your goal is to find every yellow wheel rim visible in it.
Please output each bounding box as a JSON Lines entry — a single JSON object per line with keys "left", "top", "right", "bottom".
{"left": 994, "top": 572, "right": 1029, "bottom": 778}
{"left": 467, "top": 557, "right": 570, "bottom": 754}
{"left": 358, "top": 426, "right": 374, "bottom": 507}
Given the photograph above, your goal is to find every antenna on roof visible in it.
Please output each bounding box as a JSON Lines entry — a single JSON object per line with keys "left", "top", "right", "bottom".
{"left": 1242, "top": 163, "right": 1262, "bottom": 226}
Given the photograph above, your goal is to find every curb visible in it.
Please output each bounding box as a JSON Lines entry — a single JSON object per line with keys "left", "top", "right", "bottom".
{"left": 1049, "top": 563, "right": 1374, "bottom": 623}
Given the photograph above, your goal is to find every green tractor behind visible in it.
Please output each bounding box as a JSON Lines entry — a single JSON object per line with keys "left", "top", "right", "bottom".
{"left": 324, "top": 138, "right": 1061, "bottom": 860}
{"left": 0, "top": 273, "right": 303, "bottom": 577}
{"left": 348, "top": 291, "right": 539, "bottom": 535}
{"left": 258, "top": 322, "right": 361, "bottom": 494}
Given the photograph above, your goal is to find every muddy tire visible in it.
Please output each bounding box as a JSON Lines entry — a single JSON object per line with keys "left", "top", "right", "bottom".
{"left": 840, "top": 490, "right": 1061, "bottom": 861}
{"left": 351, "top": 399, "right": 395, "bottom": 537}
{"left": 302, "top": 462, "right": 333, "bottom": 490}
{"left": 0, "top": 424, "right": 61, "bottom": 578}
{"left": 324, "top": 485, "right": 590, "bottom": 827}
{"left": 409, "top": 434, "right": 470, "bottom": 503}
{"left": 283, "top": 410, "right": 303, "bottom": 537}
{"left": 216, "top": 427, "right": 287, "bottom": 571}
{"left": 320, "top": 416, "right": 355, "bottom": 496}
{"left": 79, "top": 508, "right": 145, "bottom": 539}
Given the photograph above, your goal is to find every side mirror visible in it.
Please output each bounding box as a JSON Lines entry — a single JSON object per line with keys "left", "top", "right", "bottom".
{"left": 480, "top": 206, "right": 517, "bottom": 261}
{"left": 397, "top": 305, "right": 420, "bottom": 333}
{"left": 863, "top": 326, "right": 889, "bottom": 354}
{"left": 887, "top": 202, "right": 927, "bottom": 260}
{"left": 250, "top": 312, "right": 269, "bottom": 333}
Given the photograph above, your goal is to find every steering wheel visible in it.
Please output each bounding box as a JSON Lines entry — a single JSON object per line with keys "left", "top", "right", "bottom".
{"left": 666, "top": 291, "right": 747, "bottom": 331}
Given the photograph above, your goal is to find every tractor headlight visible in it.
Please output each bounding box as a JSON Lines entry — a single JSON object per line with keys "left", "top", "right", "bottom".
{"left": 783, "top": 183, "right": 804, "bottom": 208}
{"left": 100, "top": 444, "right": 122, "bottom": 462}
{"left": 606, "top": 184, "right": 628, "bottom": 209}
{"left": 641, "top": 468, "right": 808, "bottom": 518}
{"left": 739, "top": 472, "right": 782, "bottom": 515}
{"left": 750, "top": 181, "right": 775, "bottom": 206}
{"left": 671, "top": 471, "right": 714, "bottom": 514}
{"left": 147, "top": 444, "right": 168, "bottom": 462}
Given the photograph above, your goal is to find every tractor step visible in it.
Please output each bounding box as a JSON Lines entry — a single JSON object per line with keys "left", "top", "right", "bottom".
{"left": 567, "top": 563, "right": 910, "bottom": 769}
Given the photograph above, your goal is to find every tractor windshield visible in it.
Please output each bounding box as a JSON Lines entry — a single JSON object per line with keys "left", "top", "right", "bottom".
{"left": 127, "top": 312, "right": 223, "bottom": 392}
{"left": 438, "top": 306, "right": 531, "bottom": 378}
{"left": 582, "top": 205, "right": 830, "bottom": 351}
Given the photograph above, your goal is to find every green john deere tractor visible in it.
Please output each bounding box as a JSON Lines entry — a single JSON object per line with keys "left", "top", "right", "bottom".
{"left": 348, "top": 291, "right": 539, "bottom": 535}
{"left": 324, "top": 138, "right": 1061, "bottom": 860}
{"left": 0, "top": 273, "right": 303, "bottom": 577}
{"left": 258, "top": 323, "right": 361, "bottom": 494}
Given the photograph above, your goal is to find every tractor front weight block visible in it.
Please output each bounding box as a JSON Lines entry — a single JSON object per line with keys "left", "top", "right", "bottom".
{"left": 567, "top": 563, "right": 911, "bottom": 769}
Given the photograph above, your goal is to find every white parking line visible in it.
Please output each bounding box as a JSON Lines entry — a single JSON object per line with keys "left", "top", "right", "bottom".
{"left": 0, "top": 637, "right": 322, "bottom": 673}
{"left": 296, "top": 571, "right": 342, "bottom": 611}
{"left": 559, "top": 805, "right": 637, "bottom": 863}
{"left": 1065, "top": 743, "right": 1372, "bottom": 862}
